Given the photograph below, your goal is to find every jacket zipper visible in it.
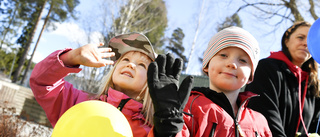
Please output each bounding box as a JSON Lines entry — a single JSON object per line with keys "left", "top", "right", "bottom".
{"left": 234, "top": 94, "right": 260, "bottom": 137}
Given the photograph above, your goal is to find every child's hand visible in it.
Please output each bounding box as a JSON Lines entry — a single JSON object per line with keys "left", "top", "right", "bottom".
{"left": 147, "top": 53, "right": 193, "bottom": 135}
{"left": 60, "top": 43, "right": 115, "bottom": 67}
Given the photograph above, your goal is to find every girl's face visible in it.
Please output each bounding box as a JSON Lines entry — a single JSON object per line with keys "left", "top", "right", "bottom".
{"left": 112, "top": 51, "right": 152, "bottom": 98}
{"left": 285, "top": 26, "right": 311, "bottom": 67}
{"left": 203, "top": 47, "right": 252, "bottom": 93}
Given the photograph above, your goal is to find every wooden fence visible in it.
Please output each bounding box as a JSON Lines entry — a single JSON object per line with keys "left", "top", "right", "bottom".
{"left": 0, "top": 79, "right": 51, "bottom": 127}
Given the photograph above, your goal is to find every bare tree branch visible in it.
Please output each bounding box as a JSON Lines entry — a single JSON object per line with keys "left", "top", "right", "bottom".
{"left": 309, "top": 0, "right": 318, "bottom": 20}
{"left": 286, "top": 0, "right": 304, "bottom": 21}
{"left": 236, "top": 1, "right": 284, "bottom": 13}
{"left": 232, "top": 0, "right": 320, "bottom": 37}
{"left": 236, "top": 1, "right": 294, "bottom": 22}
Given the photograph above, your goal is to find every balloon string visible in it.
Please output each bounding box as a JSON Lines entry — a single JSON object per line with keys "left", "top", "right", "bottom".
{"left": 316, "top": 116, "right": 320, "bottom": 133}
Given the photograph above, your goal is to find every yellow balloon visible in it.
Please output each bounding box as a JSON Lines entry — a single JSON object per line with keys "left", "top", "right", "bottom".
{"left": 52, "top": 100, "right": 133, "bottom": 137}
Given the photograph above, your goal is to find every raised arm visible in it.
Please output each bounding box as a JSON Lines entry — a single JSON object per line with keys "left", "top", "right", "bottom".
{"left": 29, "top": 43, "right": 114, "bottom": 127}
{"left": 147, "top": 53, "right": 193, "bottom": 137}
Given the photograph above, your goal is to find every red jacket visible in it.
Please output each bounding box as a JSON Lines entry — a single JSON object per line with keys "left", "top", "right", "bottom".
{"left": 178, "top": 87, "right": 272, "bottom": 137}
{"left": 29, "top": 49, "right": 151, "bottom": 137}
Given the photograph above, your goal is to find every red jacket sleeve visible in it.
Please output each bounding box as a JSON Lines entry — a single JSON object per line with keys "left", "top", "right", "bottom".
{"left": 29, "top": 49, "right": 90, "bottom": 127}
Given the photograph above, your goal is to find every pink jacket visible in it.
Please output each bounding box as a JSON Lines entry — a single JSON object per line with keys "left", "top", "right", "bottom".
{"left": 29, "top": 49, "right": 151, "bottom": 136}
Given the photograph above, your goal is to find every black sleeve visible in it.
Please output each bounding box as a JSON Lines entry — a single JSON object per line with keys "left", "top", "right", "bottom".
{"left": 245, "top": 59, "right": 287, "bottom": 137}
{"left": 308, "top": 97, "right": 320, "bottom": 134}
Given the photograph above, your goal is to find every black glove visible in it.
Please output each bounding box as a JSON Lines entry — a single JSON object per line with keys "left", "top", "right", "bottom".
{"left": 147, "top": 53, "right": 194, "bottom": 136}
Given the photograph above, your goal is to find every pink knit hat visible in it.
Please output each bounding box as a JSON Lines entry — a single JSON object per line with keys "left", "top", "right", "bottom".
{"left": 202, "top": 26, "right": 260, "bottom": 82}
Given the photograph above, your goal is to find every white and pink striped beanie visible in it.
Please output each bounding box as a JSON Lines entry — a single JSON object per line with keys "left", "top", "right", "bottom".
{"left": 202, "top": 26, "right": 260, "bottom": 82}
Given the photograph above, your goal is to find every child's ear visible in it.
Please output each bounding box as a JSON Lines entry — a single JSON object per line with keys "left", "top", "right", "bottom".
{"left": 203, "top": 67, "right": 208, "bottom": 73}
{"left": 246, "top": 76, "right": 253, "bottom": 84}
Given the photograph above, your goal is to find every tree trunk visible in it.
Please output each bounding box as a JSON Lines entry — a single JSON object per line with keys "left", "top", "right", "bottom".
{"left": 287, "top": 0, "right": 304, "bottom": 21}
{"left": 12, "top": 1, "right": 47, "bottom": 83}
{"left": 20, "top": 0, "right": 51, "bottom": 85}
{"left": 185, "top": 0, "right": 205, "bottom": 74}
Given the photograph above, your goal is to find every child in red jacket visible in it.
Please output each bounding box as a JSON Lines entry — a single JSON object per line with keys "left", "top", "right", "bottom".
{"left": 147, "top": 26, "right": 272, "bottom": 137}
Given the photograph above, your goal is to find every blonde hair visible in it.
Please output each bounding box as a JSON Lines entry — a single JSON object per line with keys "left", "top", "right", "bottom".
{"left": 94, "top": 52, "right": 154, "bottom": 126}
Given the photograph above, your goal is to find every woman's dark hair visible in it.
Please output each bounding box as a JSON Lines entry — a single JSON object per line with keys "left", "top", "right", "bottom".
{"left": 281, "top": 21, "right": 320, "bottom": 97}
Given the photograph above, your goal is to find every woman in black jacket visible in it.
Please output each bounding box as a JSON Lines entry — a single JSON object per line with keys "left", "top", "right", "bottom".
{"left": 245, "top": 21, "right": 320, "bottom": 137}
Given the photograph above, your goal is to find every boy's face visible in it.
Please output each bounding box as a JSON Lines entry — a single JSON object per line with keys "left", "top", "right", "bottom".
{"left": 203, "top": 47, "right": 252, "bottom": 93}
{"left": 112, "top": 51, "right": 151, "bottom": 97}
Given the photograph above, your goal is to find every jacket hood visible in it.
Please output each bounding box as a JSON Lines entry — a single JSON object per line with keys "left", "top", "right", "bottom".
{"left": 268, "top": 51, "right": 308, "bottom": 81}
{"left": 192, "top": 87, "right": 258, "bottom": 118}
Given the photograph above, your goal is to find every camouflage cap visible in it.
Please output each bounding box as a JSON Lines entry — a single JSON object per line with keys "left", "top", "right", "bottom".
{"left": 108, "top": 32, "right": 157, "bottom": 61}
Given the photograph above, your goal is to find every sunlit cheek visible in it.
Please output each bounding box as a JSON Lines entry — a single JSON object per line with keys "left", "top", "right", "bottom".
{"left": 240, "top": 67, "right": 251, "bottom": 80}
{"left": 136, "top": 71, "right": 148, "bottom": 87}
{"left": 111, "top": 70, "right": 118, "bottom": 82}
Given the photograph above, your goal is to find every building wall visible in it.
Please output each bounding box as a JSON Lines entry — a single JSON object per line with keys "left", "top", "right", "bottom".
{"left": 180, "top": 74, "right": 209, "bottom": 88}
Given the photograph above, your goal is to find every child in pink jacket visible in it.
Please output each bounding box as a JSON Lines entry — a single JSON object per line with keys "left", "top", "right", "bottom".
{"left": 30, "top": 33, "right": 157, "bottom": 137}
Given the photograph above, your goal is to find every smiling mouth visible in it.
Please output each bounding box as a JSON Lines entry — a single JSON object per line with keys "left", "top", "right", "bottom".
{"left": 221, "top": 72, "right": 237, "bottom": 77}
{"left": 122, "top": 72, "right": 133, "bottom": 78}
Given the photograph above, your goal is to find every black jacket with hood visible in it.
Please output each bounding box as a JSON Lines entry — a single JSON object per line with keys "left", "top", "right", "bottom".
{"left": 245, "top": 51, "right": 320, "bottom": 137}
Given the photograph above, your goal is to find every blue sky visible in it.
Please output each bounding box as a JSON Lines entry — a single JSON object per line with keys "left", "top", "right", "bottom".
{"left": 30, "top": 0, "right": 300, "bottom": 75}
